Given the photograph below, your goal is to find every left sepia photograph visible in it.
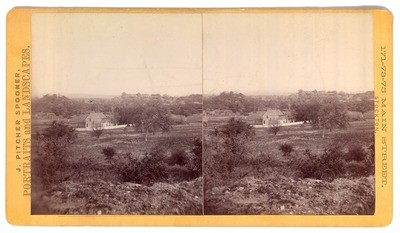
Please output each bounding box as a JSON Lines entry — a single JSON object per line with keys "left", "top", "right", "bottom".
{"left": 30, "top": 13, "right": 203, "bottom": 215}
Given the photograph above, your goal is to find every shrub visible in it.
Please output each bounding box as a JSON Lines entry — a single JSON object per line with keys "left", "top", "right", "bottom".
{"left": 279, "top": 143, "right": 293, "bottom": 156}
{"left": 91, "top": 128, "right": 103, "bottom": 139}
{"left": 268, "top": 126, "right": 280, "bottom": 135}
{"left": 345, "top": 160, "right": 371, "bottom": 177}
{"left": 297, "top": 148, "right": 345, "bottom": 182}
{"left": 204, "top": 119, "right": 255, "bottom": 188}
{"left": 166, "top": 164, "right": 194, "bottom": 182}
{"left": 187, "top": 138, "right": 202, "bottom": 178}
{"left": 344, "top": 144, "right": 374, "bottom": 177}
{"left": 167, "top": 149, "right": 188, "bottom": 166}
{"left": 34, "top": 121, "right": 77, "bottom": 187}
{"left": 345, "top": 145, "right": 366, "bottom": 162}
{"left": 115, "top": 150, "right": 168, "bottom": 185}
{"left": 102, "top": 147, "right": 116, "bottom": 160}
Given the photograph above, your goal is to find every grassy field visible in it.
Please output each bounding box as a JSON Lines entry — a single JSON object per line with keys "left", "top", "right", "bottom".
{"left": 204, "top": 119, "right": 375, "bottom": 215}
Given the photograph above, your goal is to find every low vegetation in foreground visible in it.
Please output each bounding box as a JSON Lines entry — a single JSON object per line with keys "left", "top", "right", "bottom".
{"left": 204, "top": 118, "right": 375, "bottom": 215}
{"left": 32, "top": 121, "right": 203, "bottom": 215}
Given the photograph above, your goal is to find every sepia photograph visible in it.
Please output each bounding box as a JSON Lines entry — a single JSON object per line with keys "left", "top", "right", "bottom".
{"left": 29, "top": 11, "right": 376, "bottom": 216}
{"left": 30, "top": 13, "right": 203, "bottom": 215}
{"left": 202, "top": 13, "right": 375, "bottom": 215}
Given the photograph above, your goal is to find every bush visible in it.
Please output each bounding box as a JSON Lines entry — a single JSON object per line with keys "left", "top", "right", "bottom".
{"left": 167, "top": 149, "right": 188, "bottom": 166}
{"left": 115, "top": 150, "right": 168, "bottom": 185}
{"left": 344, "top": 144, "right": 374, "bottom": 177}
{"left": 187, "top": 138, "right": 202, "bottom": 178}
{"left": 166, "top": 164, "right": 194, "bottom": 182}
{"left": 102, "top": 147, "right": 116, "bottom": 160}
{"left": 34, "top": 121, "right": 77, "bottom": 187}
{"left": 91, "top": 128, "right": 103, "bottom": 139}
{"left": 297, "top": 148, "right": 345, "bottom": 182}
{"left": 268, "top": 126, "right": 280, "bottom": 135}
{"left": 205, "top": 119, "right": 255, "bottom": 189}
{"left": 279, "top": 143, "right": 293, "bottom": 156}
{"left": 345, "top": 160, "right": 371, "bottom": 177}
{"left": 345, "top": 145, "right": 366, "bottom": 162}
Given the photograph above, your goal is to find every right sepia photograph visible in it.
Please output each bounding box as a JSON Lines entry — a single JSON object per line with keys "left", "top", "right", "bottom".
{"left": 202, "top": 13, "right": 375, "bottom": 215}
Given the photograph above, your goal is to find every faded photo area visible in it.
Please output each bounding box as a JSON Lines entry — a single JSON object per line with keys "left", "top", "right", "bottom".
{"left": 202, "top": 13, "right": 375, "bottom": 215}
{"left": 31, "top": 13, "right": 203, "bottom": 215}
{"left": 30, "top": 11, "right": 376, "bottom": 216}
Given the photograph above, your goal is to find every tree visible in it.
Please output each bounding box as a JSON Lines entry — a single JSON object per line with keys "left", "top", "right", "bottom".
{"left": 316, "top": 96, "right": 349, "bottom": 138}
{"left": 34, "top": 121, "right": 77, "bottom": 187}
{"left": 32, "top": 94, "right": 82, "bottom": 118}
{"left": 291, "top": 90, "right": 321, "bottom": 124}
{"left": 188, "top": 138, "right": 202, "bottom": 178}
{"left": 115, "top": 99, "right": 172, "bottom": 141}
{"left": 268, "top": 125, "right": 281, "bottom": 135}
{"left": 138, "top": 100, "right": 172, "bottom": 141}
{"left": 210, "top": 118, "right": 255, "bottom": 174}
{"left": 291, "top": 91, "right": 349, "bottom": 138}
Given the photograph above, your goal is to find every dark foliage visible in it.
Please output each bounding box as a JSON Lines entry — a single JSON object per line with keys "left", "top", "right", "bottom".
{"left": 216, "top": 117, "right": 255, "bottom": 139}
{"left": 166, "top": 165, "right": 195, "bottom": 182}
{"left": 345, "top": 145, "right": 366, "bottom": 162}
{"left": 268, "top": 126, "right": 281, "bottom": 135}
{"left": 344, "top": 144, "right": 375, "bottom": 177}
{"left": 115, "top": 99, "right": 172, "bottom": 141}
{"left": 290, "top": 90, "right": 353, "bottom": 137}
{"left": 32, "top": 94, "right": 82, "bottom": 118}
{"left": 297, "top": 148, "right": 345, "bottom": 182}
{"left": 205, "top": 118, "right": 255, "bottom": 188}
{"left": 34, "top": 121, "right": 77, "bottom": 187}
{"left": 167, "top": 149, "right": 188, "bottom": 166}
{"left": 113, "top": 137, "right": 202, "bottom": 185}
{"left": 116, "top": 151, "right": 168, "bottom": 186}
{"left": 279, "top": 143, "right": 293, "bottom": 156}
{"left": 91, "top": 128, "right": 103, "bottom": 139}
{"left": 297, "top": 144, "right": 374, "bottom": 181}
{"left": 102, "top": 147, "right": 116, "bottom": 160}
{"left": 188, "top": 138, "right": 202, "bottom": 178}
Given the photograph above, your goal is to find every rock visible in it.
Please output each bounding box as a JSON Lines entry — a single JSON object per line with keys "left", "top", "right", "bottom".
{"left": 97, "top": 210, "right": 102, "bottom": 215}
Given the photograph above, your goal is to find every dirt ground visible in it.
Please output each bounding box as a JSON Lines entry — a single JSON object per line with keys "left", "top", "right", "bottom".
{"left": 205, "top": 175, "right": 374, "bottom": 215}
{"left": 33, "top": 177, "right": 203, "bottom": 215}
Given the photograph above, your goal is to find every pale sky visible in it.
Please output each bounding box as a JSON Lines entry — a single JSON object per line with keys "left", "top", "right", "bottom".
{"left": 32, "top": 13, "right": 203, "bottom": 97}
{"left": 32, "top": 13, "right": 373, "bottom": 97}
{"left": 203, "top": 13, "right": 373, "bottom": 95}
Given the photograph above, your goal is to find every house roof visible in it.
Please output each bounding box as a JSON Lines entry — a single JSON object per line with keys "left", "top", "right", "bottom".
{"left": 70, "top": 114, "right": 88, "bottom": 123}
{"left": 86, "top": 112, "right": 108, "bottom": 120}
{"left": 263, "top": 109, "right": 285, "bottom": 117}
{"left": 247, "top": 111, "right": 266, "bottom": 120}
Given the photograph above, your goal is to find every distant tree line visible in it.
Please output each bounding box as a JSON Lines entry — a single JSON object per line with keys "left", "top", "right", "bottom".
{"left": 203, "top": 90, "right": 373, "bottom": 115}
{"left": 32, "top": 93, "right": 203, "bottom": 119}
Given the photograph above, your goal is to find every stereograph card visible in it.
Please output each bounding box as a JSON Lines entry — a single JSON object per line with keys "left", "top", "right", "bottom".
{"left": 5, "top": 7, "right": 392, "bottom": 226}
